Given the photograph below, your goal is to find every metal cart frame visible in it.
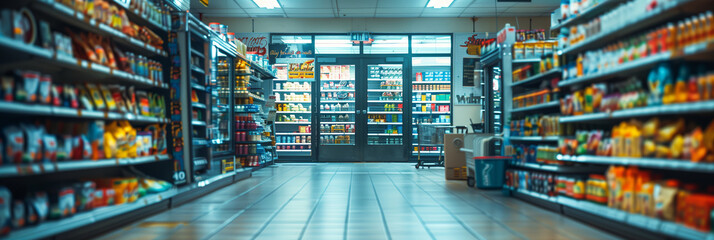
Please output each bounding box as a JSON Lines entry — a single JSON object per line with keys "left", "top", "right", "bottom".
{"left": 415, "top": 125, "right": 454, "bottom": 169}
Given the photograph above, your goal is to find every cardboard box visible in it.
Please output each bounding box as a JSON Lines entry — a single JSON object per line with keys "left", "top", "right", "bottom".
{"left": 444, "top": 133, "right": 466, "bottom": 169}
{"left": 446, "top": 167, "right": 467, "bottom": 180}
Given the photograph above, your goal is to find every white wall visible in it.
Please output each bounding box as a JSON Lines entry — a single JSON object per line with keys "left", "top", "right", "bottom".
{"left": 203, "top": 17, "right": 551, "bottom": 34}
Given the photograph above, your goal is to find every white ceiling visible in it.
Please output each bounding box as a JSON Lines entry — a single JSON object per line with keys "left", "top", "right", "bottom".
{"left": 190, "top": 0, "right": 560, "bottom": 18}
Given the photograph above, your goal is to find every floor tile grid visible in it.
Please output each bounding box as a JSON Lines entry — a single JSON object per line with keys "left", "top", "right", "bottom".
{"left": 415, "top": 167, "right": 612, "bottom": 240}
{"left": 344, "top": 173, "right": 390, "bottom": 240}
{"left": 295, "top": 170, "right": 344, "bottom": 240}
{"left": 385, "top": 173, "right": 489, "bottom": 240}
{"left": 369, "top": 173, "right": 436, "bottom": 240}
{"left": 299, "top": 169, "right": 352, "bottom": 240}
{"left": 201, "top": 168, "right": 317, "bottom": 240}
{"left": 96, "top": 163, "right": 620, "bottom": 240}
{"left": 152, "top": 166, "right": 312, "bottom": 240}
{"left": 418, "top": 168, "right": 565, "bottom": 237}
{"left": 249, "top": 171, "right": 339, "bottom": 239}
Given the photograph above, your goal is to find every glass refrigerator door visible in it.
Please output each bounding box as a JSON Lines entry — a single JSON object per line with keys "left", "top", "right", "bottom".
{"left": 491, "top": 66, "right": 503, "bottom": 134}
{"left": 366, "top": 64, "right": 404, "bottom": 145}
{"left": 318, "top": 65, "right": 356, "bottom": 145}
{"left": 411, "top": 57, "right": 452, "bottom": 155}
{"left": 274, "top": 64, "right": 313, "bottom": 155}
{"left": 211, "top": 50, "right": 232, "bottom": 154}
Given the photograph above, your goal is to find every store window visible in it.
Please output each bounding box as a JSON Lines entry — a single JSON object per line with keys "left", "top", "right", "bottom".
{"left": 315, "top": 35, "right": 359, "bottom": 54}
{"left": 411, "top": 35, "right": 451, "bottom": 54}
{"left": 271, "top": 35, "right": 313, "bottom": 44}
{"left": 363, "top": 35, "right": 408, "bottom": 54}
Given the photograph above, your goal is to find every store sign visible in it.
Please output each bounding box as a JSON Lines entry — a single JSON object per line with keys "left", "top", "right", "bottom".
{"left": 287, "top": 59, "right": 315, "bottom": 79}
{"left": 235, "top": 33, "right": 269, "bottom": 56}
{"left": 453, "top": 32, "right": 493, "bottom": 106}
{"left": 269, "top": 43, "right": 314, "bottom": 61}
{"left": 459, "top": 34, "right": 495, "bottom": 57}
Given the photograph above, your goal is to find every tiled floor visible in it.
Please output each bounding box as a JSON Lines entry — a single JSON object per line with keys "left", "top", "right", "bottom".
{"left": 98, "top": 163, "right": 620, "bottom": 240}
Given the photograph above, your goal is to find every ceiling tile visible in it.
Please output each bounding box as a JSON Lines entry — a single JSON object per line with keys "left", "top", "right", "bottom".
{"left": 339, "top": 13, "right": 376, "bottom": 17}
{"left": 376, "top": 8, "right": 423, "bottom": 14}
{"left": 377, "top": 0, "right": 428, "bottom": 8}
{"left": 284, "top": 8, "right": 334, "bottom": 14}
{"left": 234, "top": 0, "right": 259, "bottom": 9}
{"left": 200, "top": 13, "right": 251, "bottom": 18}
{"left": 507, "top": 7, "right": 557, "bottom": 13}
{"left": 339, "top": 8, "right": 376, "bottom": 14}
{"left": 422, "top": 7, "right": 465, "bottom": 14}
{"left": 469, "top": 0, "right": 516, "bottom": 8}
{"left": 421, "top": 13, "right": 462, "bottom": 17}
{"left": 375, "top": 13, "right": 422, "bottom": 18}
{"left": 280, "top": 0, "right": 333, "bottom": 8}
{"left": 450, "top": 0, "right": 477, "bottom": 7}
{"left": 244, "top": 8, "right": 286, "bottom": 14}
{"left": 286, "top": 13, "right": 335, "bottom": 18}
{"left": 511, "top": 0, "right": 560, "bottom": 8}
{"left": 337, "top": 0, "right": 378, "bottom": 8}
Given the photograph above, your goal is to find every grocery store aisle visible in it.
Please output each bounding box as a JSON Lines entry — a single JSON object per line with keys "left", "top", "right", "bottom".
{"left": 98, "top": 163, "right": 619, "bottom": 240}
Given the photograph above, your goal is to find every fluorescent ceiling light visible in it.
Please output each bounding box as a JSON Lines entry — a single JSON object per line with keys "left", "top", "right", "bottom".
{"left": 427, "top": 0, "right": 453, "bottom": 8}
{"left": 252, "top": 0, "right": 280, "bottom": 9}
{"left": 281, "top": 39, "right": 312, "bottom": 44}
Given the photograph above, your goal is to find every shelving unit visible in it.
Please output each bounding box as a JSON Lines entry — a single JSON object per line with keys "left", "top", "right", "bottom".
{"left": 504, "top": 1, "right": 714, "bottom": 239}
{"left": 0, "top": 1, "right": 183, "bottom": 238}
{"left": 234, "top": 53, "right": 277, "bottom": 168}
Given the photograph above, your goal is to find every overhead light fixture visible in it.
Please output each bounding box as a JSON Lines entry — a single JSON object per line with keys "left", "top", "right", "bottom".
{"left": 252, "top": 0, "right": 281, "bottom": 9}
{"left": 427, "top": 0, "right": 454, "bottom": 8}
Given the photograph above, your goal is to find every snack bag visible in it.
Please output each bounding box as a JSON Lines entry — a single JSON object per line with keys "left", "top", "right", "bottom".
{"left": 3, "top": 126, "right": 24, "bottom": 164}
{"left": 0, "top": 187, "right": 10, "bottom": 235}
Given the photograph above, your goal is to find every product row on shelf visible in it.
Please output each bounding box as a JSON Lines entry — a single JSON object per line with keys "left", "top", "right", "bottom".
{"left": 501, "top": 1, "right": 714, "bottom": 239}
{"left": 506, "top": 165, "right": 714, "bottom": 237}
{"left": 0, "top": 1, "right": 183, "bottom": 238}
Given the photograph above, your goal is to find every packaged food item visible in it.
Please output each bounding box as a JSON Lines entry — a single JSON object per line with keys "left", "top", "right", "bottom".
{"left": 78, "top": 86, "right": 94, "bottom": 110}
{"left": 92, "top": 188, "right": 114, "bottom": 207}
{"left": 42, "top": 134, "right": 57, "bottom": 162}
{"left": 682, "top": 194, "right": 714, "bottom": 231}
{"left": 11, "top": 200, "right": 24, "bottom": 229}
{"left": 74, "top": 181, "right": 95, "bottom": 212}
{"left": 62, "top": 85, "right": 78, "bottom": 109}
{"left": 3, "top": 126, "right": 24, "bottom": 164}
{"left": 49, "top": 187, "right": 75, "bottom": 219}
{"left": 100, "top": 85, "right": 116, "bottom": 111}
{"left": 87, "top": 121, "right": 104, "bottom": 160}
{"left": 1, "top": 74, "right": 13, "bottom": 102}
{"left": 25, "top": 191, "right": 48, "bottom": 225}
{"left": 0, "top": 187, "right": 9, "bottom": 235}
{"left": 86, "top": 83, "right": 105, "bottom": 110}
{"left": 15, "top": 71, "right": 39, "bottom": 103}
{"left": 20, "top": 124, "right": 43, "bottom": 163}
{"left": 654, "top": 180, "right": 678, "bottom": 221}
{"left": 110, "top": 85, "right": 127, "bottom": 113}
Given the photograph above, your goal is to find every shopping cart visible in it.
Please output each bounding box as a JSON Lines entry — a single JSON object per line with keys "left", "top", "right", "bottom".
{"left": 414, "top": 125, "right": 455, "bottom": 169}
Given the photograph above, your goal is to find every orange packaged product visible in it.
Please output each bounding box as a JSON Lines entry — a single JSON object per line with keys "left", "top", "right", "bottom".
{"left": 621, "top": 167, "right": 637, "bottom": 212}
{"left": 682, "top": 194, "right": 714, "bottom": 232}
{"left": 676, "top": 184, "right": 698, "bottom": 223}
{"left": 633, "top": 170, "right": 651, "bottom": 214}
{"left": 639, "top": 181, "right": 656, "bottom": 217}
{"left": 607, "top": 166, "right": 625, "bottom": 209}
